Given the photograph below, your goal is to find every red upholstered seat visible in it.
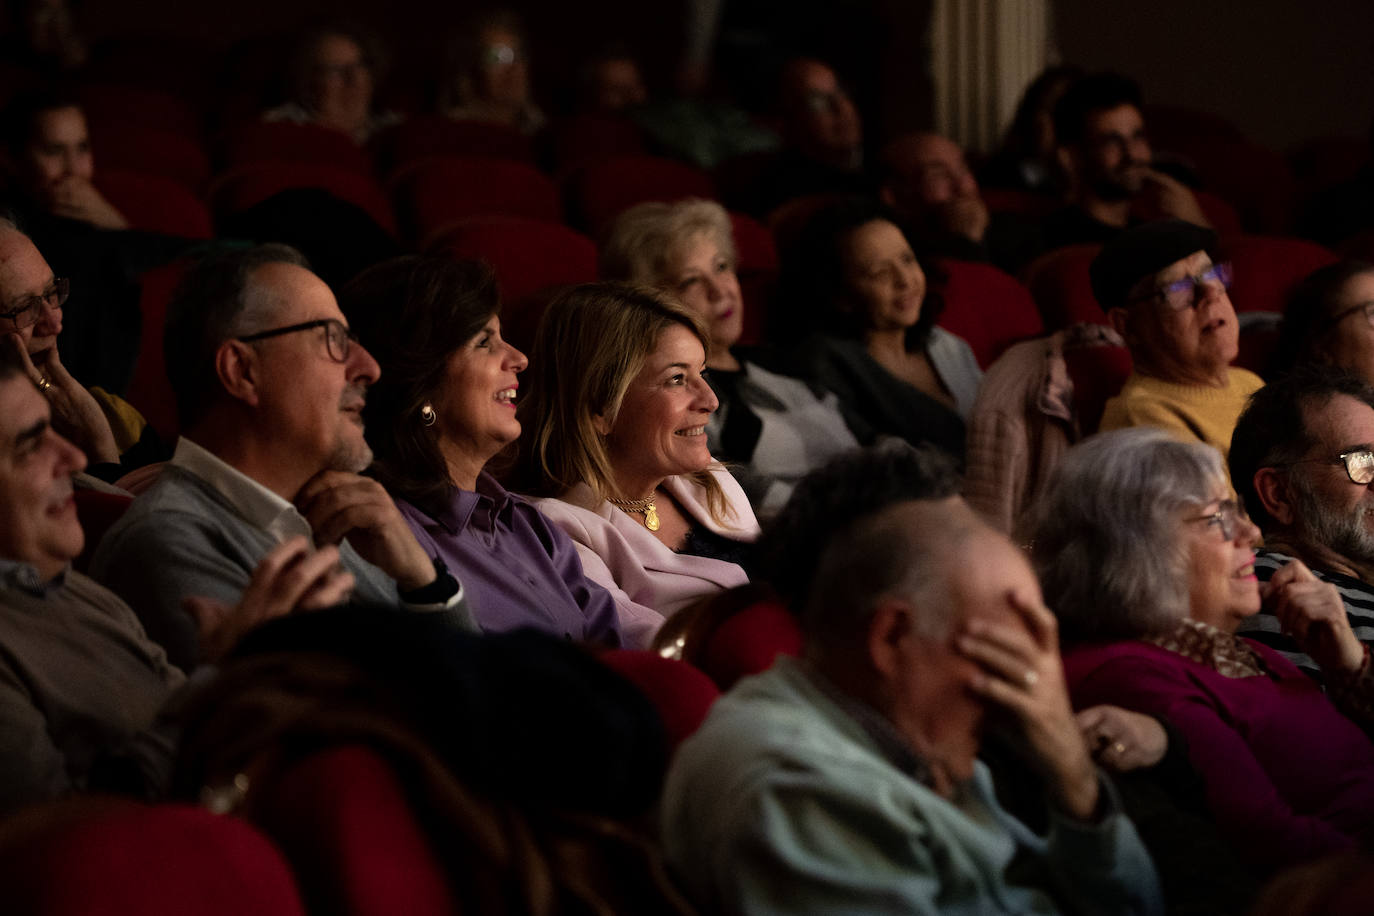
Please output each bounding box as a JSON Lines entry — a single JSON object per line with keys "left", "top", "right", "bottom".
{"left": 89, "top": 127, "right": 212, "bottom": 191}
{"left": 598, "top": 650, "right": 721, "bottom": 748}
{"left": 938, "top": 259, "right": 1045, "bottom": 368}
{"left": 372, "top": 115, "right": 536, "bottom": 176}
{"left": 1022, "top": 244, "right": 1107, "bottom": 329}
{"left": 430, "top": 217, "right": 598, "bottom": 352}
{"left": 1222, "top": 234, "right": 1337, "bottom": 314}
{"left": 73, "top": 489, "right": 132, "bottom": 572}
{"left": 392, "top": 157, "right": 561, "bottom": 247}
{"left": 210, "top": 163, "right": 396, "bottom": 235}
{"left": 124, "top": 259, "right": 194, "bottom": 441}
{"left": 981, "top": 188, "right": 1059, "bottom": 218}
{"left": 254, "top": 745, "right": 458, "bottom": 916}
{"left": 95, "top": 169, "right": 213, "bottom": 239}
{"left": 699, "top": 599, "right": 803, "bottom": 691}
{"left": 0, "top": 798, "right": 305, "bottom": 916}
{"left": 221, "top": 121, "right": 374, "bottom": 174}
{"left": 549, "top": 114, "right": 647, "bottom": 176}
{"left": 79, "top": 84, "right": 203, "bottom": 140}
{"left": 1065, "top": 342, "right": 1134, "bottom": 436}
{"left": 729, "top": 211, "right": 778, "bottom": 347}
{"left": 567, "top": 155, "right": 717, "bottom": 237}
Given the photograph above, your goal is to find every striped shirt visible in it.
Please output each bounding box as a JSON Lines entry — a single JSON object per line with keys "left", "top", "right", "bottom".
{"left": 1244, "top": 548, "right": 1374, "bottom": 682}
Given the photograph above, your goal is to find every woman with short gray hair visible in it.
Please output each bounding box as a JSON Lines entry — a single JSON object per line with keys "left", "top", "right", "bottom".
{"left": 1031, "top": 427, "right": 1374, "bottom": 868}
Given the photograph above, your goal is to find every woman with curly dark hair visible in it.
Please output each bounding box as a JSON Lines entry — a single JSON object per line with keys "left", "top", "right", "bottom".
{"left": 777, "top": 197, "right": 980, "bottom": 463}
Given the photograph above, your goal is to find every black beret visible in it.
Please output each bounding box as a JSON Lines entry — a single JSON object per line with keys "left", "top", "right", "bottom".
{"left": 1089, "top": 219, "right": 1217, "bottom": 309}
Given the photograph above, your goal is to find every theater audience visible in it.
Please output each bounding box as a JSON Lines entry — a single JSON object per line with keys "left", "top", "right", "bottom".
{"left": 439, "top": 8, "right": 546, "bottom": 136}
{"left": 662, "top": 443, "right": 1162, "bottom": 915}
{"left": 1093, "top": 219, "right": 1261, "bottom": 473}
{"left": 1034, "top": 427, "right": 1374, "bottom": 868}
{"left": 600, "top": 198, "right": 864, "bottom": 517}
{"left": 777, "top": 198, "right": 979, "bottom": 463}
{"left": 1267, "top": 260, "right": 1374, "bottom": 381}
{"left": 339, "top": 255, "right": 622, "bottom": 645}
{"left": 515, "top": 283, "right": 758, "bottom": 647}
{"left": 90, "top": 245, "right": 473, "bottom": 670}
{"left": 575, "top": 45, "right": 648, "bottom": 114}
{"left": 879, "top": 131, "right": 1044, "bottom": 275}
{"left": 1045, "top": 72, "right": 1210, "bottom": 249}
{"left": 264, "top": 21, "right": 400, "bottom": 143}
{"left": 1230, "top": 365, "right": 1374, "bottom": 680}
{"left": 0, "top": 344, "right": 353, "bottom": 816}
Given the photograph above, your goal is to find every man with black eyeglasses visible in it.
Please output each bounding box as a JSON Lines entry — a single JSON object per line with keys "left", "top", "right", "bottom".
{"left": 1092, "top": 220, "right": 1263, "bottom": 484}
{"left": 90, "top": 245, "right": 474, "bottom": 670}
{"left": 1230, "top": 365, "right": 1374, "bottom": 690}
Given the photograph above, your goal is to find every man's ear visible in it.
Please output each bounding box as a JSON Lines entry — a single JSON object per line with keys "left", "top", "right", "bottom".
{"left": 1253, "top": 467, "right": 1296, "bottom": 527}
{"left": 867, "top": 598, "right": 914, "bottom": 683}
{"left": 215, "top": 340, "right": 261, "bottom": 408}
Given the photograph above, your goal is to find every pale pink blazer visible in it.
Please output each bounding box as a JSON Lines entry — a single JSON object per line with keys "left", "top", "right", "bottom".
{"left": 532, "top": 466, "right": 760, "bottom": 649}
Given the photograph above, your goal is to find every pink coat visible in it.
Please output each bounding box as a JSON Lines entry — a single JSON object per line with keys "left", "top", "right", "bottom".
{"left": 532, "top": 466, "right": 759, "bottom": 649}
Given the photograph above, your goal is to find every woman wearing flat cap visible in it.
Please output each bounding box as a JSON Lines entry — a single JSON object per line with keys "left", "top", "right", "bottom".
{"left": 1094, "top": 219, "right": 1262, "bottom": 472}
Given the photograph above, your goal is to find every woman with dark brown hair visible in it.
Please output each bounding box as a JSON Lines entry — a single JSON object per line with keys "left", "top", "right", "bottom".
{"left": 340, "top": 255, "right": 621, "bottom": 645}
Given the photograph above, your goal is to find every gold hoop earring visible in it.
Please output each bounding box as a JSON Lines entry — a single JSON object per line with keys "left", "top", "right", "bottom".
{"left": 420, "top": 403, "right": 437, "bottom": 426}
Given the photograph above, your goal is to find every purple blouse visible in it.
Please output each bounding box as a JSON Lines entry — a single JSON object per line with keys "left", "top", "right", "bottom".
{"left": 396, "top": 474, "right": 622, "bottom": 646}
{"left": 1064, "top": 638, "right": 1374, "bottom": 867}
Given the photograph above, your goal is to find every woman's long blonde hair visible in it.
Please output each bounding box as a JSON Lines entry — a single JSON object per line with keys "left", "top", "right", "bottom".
{"left": 515, "top": 282, "right": 736, "bottom": 525}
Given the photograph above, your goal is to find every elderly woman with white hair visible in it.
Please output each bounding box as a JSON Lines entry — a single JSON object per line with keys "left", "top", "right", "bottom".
{"left": 1031, "top": 427, "right": 1374, "bottom": 869}
{"left": 600, "top": 198, "right": 866, "bottom": 516}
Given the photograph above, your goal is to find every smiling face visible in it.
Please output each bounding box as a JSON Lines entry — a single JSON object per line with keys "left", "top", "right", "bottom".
{"left": 0, "top": 374, "right": 86, "bottom": 581}
{"left": 241, "top": 263, "right": 381, "bottom": 478}
{"left": 1121, "top": 250, "right": 1239, "bottom": 384}
{"left": 665, "top": 232, "right": 744, "bottom": 361}
{"left": 602, "top": 323, "right": 717, "bottom": 496}
{"left": 1182, "top": 486, "right": 1262, "bottom": 633}
{"left": 433, "top": 315, "right": 528, "bottom": 479}
{"left": 21, "top": 104, "right": 93, "bottom": 194}
{"left": 1078, "top": 103, "right": 1151, "bottom": 201}
{"left": 840, "top": 219, "right": 926, "bottom": 334}
{"left": 0, "top": 228, "right": 64, "bottom": 359}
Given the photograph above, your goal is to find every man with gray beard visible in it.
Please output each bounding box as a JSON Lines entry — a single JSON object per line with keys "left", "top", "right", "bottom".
{"left": 1230, "top": 365, "right": 1374, "bottom": 681}
{"left": 90, "top": 245, "right": 473, "bottom": 670}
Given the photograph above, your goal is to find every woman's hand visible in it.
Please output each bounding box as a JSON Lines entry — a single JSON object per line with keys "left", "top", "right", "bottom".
{"left": 958, "top": 589, "right": 1101, "bottom": 821}
{"left": 1076, "top": 705, "right": 1168, "bottom": 772}
{"left": 1264, "top": 559, "right": 1365, "bottom": 676}
{"left": 5, "top": 332, "right": 119, "bottom": 464}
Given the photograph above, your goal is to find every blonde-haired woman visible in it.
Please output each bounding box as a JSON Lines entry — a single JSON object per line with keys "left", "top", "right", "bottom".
{"left": 601, "top": 198, "right": 866, "bottom": 517}
{"left": 517, "top": 282, "right": 759, "bottom": 647}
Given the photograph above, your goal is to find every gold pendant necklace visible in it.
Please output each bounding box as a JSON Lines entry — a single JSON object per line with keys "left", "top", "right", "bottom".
{"left": 608, "top": 494, "right": 661, "bottom": 531}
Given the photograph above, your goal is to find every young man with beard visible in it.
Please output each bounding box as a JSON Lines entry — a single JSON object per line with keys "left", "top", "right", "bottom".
{"left": 1044, "top": 72, "right": 1210, "bottom": 250}
{"left": 90, "top": 245, "right": 473, "bottom": 670}
{"left": 1230, "top": 365, "right": 1374, "bottom": 683}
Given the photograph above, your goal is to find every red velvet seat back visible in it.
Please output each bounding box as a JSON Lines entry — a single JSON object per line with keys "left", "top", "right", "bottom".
{"left": 95, "top": 169, "right": 213, "bottom": 239}
{"left": 393, "top": 157, "right": 562, "bottom": 247}
{"left": 568, "top": 155, "right": 717, "bottom": 237}
{"left": 938, "top": 259, "right": 1045, "bottom": 368}
{"left": 1022, "top": 243, "right": 1107, "bottom": 329}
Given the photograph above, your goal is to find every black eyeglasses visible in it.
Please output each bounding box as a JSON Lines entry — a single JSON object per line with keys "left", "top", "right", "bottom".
{"left": 0, "top": 278, "right": 70, "bottom": 328}
{"left": 236, "top": 318, "right": 354, "bottom": 363}
{"left": 1290, "top": 449, "right": 1374, "bottom": 486}
{"left": 1133, "top": 262, "right": 1233, "bottom": 313}
{"left": 1322, "top": 300, "right": 1374, "bottom": 333}
{"left": 1187, "top": 499, "right": 1243, "bottom": 541}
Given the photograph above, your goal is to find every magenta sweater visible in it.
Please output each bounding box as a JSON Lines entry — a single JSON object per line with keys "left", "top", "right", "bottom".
{"left": 1064, "top": 638, "right": 1374, "bottom": 867}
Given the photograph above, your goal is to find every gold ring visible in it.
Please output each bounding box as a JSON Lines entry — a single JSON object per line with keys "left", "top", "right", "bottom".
{"left": 1023, "top": 670, "right": 1039, "bottom": 688}
{"left": 35, "top": 376, "right": 52, "bottom": 393}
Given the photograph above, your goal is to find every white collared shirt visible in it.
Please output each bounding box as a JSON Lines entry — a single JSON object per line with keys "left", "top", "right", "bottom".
{"left": 170, "top": 438, "right": 313, "bottom": 546}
